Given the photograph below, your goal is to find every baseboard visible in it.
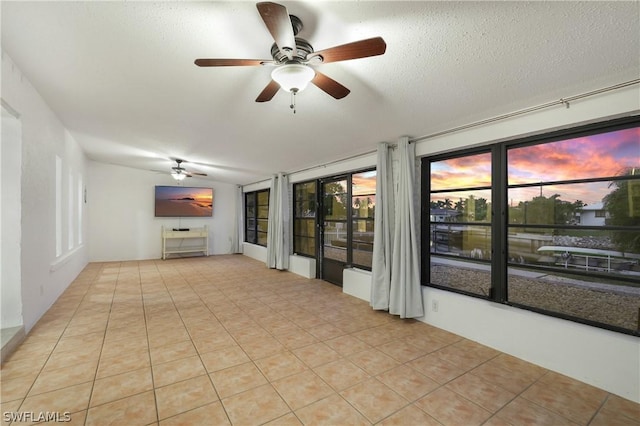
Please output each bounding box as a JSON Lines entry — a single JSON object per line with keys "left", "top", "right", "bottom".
{"left": 1, "top": 326, "right": 25, "bottom": 365}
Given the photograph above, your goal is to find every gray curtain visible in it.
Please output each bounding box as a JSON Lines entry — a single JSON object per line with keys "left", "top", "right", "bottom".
{"left": 370, "top": 142, "right": 394, "bottom": 309}
{"left": 231, "top": 186, "right": 243, "bottom": 254}
{"left": 370, "top": 137, "right": 424, "bottom": 318}
{"left": 266, "top": 173, "right": 290, "bottom": 270}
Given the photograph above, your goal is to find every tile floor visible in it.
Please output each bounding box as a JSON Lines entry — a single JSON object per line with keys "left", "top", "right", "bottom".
{"left": 1, "top": 255, "right": 639, "bottom": 425}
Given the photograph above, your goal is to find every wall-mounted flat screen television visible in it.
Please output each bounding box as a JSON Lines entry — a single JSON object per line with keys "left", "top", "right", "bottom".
{"left": 155, "top": 186, "right": 213, "bottom": 217}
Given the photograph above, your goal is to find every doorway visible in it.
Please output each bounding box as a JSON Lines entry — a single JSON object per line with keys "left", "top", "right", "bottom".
{"left": 319, "top": 177, "right": 349, "bottom": 286}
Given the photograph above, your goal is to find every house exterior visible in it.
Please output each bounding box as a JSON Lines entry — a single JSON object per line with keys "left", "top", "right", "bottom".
{"left": 578, "top": 202, "right": 608, "bottom": 226}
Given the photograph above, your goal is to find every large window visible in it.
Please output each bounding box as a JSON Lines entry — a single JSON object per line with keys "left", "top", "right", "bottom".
{"left": 427, "top": 150, "right": 493, "bottom": 297}
{"left": 423, "top": 118, "right": 640, "bottom": 336}
{"left": 293, "top": 181, "right": 317, "bottom": 257}
{"left": 245, "top": 189, "right": 269, "bottom": 246}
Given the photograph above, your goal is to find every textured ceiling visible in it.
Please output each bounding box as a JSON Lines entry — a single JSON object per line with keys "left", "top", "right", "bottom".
{"left": 2, "top": 1, "right": 639, "bottom": 184}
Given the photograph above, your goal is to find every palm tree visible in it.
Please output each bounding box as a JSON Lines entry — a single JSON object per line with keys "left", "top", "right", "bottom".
{"left": 603, "top": 168, "right": 640, "bottom": 253}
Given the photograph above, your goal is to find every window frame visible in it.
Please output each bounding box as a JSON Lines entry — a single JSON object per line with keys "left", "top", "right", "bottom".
{"left": 421, "top": 116, "right": 640, "bottom": 336}
{"left": 244, "top": 189, "right": 270, "bottom": 246}
{"left": 293, "top": 180, "right": 318, "bottom": 258}
{"left": 295, "top": 167, "right": 377, "bottom": 271}
{"left": 350, "top": 169, "right": 377, "bottom": 270}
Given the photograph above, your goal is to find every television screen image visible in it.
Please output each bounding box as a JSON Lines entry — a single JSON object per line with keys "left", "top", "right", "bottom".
{"left": 155, "top": 186, "right": 213, "bottom": 217}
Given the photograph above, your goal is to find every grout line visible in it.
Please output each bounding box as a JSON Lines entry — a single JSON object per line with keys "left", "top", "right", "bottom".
{"left": 587, "top": 393, "right": 610, "bottom": 425}
{"left": 139, "top": 260, "right": 160, "bottom": 425}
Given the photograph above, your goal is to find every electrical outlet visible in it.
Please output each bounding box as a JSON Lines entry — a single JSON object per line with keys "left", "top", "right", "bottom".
{"left": 432, "top": 299, "right": 439, "bottom": 312}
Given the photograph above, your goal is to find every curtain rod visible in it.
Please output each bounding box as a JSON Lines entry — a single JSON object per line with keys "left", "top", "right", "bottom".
{"left": 409, "top": 79, "right": 639, "bottom": 144}
{"left": 243, "top": 79, "right": 639, "bottom": 188}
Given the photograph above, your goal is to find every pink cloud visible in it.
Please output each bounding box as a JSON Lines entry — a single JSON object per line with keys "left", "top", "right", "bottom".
{"left": 430, "top": 127, "right": 639, "bottom": 204}
{"left": 508, "top": 128, "right": 639, "bottom": 183}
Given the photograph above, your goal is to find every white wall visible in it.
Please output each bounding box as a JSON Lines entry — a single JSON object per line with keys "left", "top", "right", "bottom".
{"left": 88, "top": 161, "right": 238, "bottom": 261}
{"left": 289, "top": 254, "right": 316, "bottom": 279}
{"left": 1, "top": 104, "right": 23, "bottom": 329}
{"left": 1, "top": 52, "right": 89, "bottom": 333}
{"left": 242, "top": 242, "right": 267, "bottom": 263}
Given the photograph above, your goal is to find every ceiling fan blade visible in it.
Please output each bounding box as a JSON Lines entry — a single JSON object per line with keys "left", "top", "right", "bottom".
{"left": 311, "top": 71, "right": 350, "bottom": 99}
{"left": 256, "top": 80, "right": 281, "bottom": 102}
{"left": 308, "top": 37, "right": 386, "bottom": 64}
{"left": 257, "top": 2, "right": 296, "bottom": 60}
{"left": 190, "top": 172, "right": 208, "bottom": 177}
{"left": 194, "top": 58, "right": 271, "bottom": 67}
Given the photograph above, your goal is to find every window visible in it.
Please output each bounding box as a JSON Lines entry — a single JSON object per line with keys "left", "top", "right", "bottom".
{"left": 293, "top": 181, "right": 317, "bottom": 257}
{"left": 245, "top": 189, "right": 269, "bottom": 246}
{"left": 78, "top": 176, "right": 83, "bottom": 245}
{"left": 426, "top": 150, "right": 493, "bottom": 298}
{"left": 351, "top": 171, "right": 376, "bottom": 268}
{"left": 55, "top": 155, "right": 62, "bottom": 257}
{"left": 422, "top": 118, "right": 640, "bottom": 336}
{"left": 68, "top": 170, "right": 74, "bottom": 250}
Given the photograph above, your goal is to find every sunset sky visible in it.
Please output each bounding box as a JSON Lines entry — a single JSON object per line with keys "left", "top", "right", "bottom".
{"left": 353, "top": 171, "right": 377, "bottom": 196}
{"left": 431, "top": 127, "right": 639, "bottom": 205}
{"left": 155, "top": 186, "right": 213, "bottom": 203}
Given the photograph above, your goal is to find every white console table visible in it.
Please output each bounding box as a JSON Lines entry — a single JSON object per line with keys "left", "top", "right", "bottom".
{"left": 161, "top": 226, "right": 209, "bottom": 259}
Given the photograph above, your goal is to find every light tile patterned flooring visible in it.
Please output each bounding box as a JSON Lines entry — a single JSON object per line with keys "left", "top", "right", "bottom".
{"left": 1, "top": 255, "right": 639, "bottom": 425}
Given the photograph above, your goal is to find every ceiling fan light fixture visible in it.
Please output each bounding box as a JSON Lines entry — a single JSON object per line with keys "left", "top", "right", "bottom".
{"left": 171, "top": 171, "right": 187, "bottom": 181}
{"left": 271, "top": 63, "right": 315, "bottom": 93}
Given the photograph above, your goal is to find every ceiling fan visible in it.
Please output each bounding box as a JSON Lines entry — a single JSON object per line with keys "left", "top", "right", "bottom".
{"left": 170, "top": 159, "right": 207, "bottom": 181}
{"left": 194, "top": 2, "right": 386, "bottom": 111}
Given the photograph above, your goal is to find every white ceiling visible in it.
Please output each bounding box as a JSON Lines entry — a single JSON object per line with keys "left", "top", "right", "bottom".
{"left": 2, "top": 1, "right": 639, "bottom": 185}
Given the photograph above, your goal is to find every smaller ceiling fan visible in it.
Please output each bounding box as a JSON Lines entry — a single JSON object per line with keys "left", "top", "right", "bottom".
{"left": 195, "top": 2, "right": 386, "bottom": 112}
{"left": 171, "top": 159, "right": 207, "bottom": 181}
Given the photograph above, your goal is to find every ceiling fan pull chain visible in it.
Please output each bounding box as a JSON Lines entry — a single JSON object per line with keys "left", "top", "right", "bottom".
{"left": 290, "top": 90, "right": 297, "bottom": 114}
